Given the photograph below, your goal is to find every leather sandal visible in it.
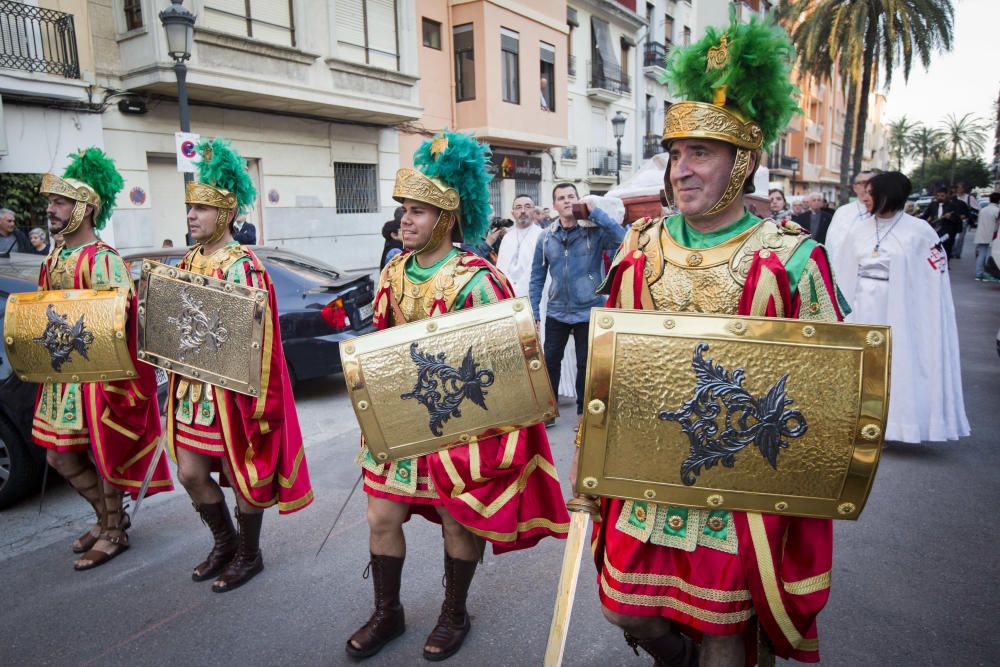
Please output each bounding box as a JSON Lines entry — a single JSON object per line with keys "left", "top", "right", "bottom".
{"left": 62, "top": 465, "right": 103, "bottom": 553}
{"left": 74, "top": 491, "right": 130, "bottom": 571}
{"left": 212, "top": 508, "right": 264, "bottom": 593}
{"left": 191, "top": 501, "right": 238, "bottom": 581}
{"left": 346, "top": 554, "right": 406, "bottom": 659}
{"left": 422, "top": 554, "right": 477, "bottom": 662}
{"left": 72, "top": 511, "right": 131, "bottom": 554}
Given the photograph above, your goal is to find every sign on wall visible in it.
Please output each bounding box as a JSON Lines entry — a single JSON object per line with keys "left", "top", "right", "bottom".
{"left": 493, "top": 153, "right": 542, "bottom": 181}
{"left": 175, "top": 132, "right": 200, "bottom": 173}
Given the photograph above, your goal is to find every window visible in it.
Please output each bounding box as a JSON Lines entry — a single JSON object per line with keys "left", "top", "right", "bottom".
{"left": 335, "top": 0, "right": 399, "bottom": 70}
{"left": 664, "top": 14, "right": 674, "bottom": 46}
{"left": 501, "top": 28, "right": 520, "bottom": 104}
{"left": 203, "top": 0, "right": 296, "bottom": 47}
{"left": 540, "top": 41, "right": 555, "bottom": 112}
{"left": 123, "top": 0, "right": 143, "bottom": 30}
{"left": 422, "top": 17, "right": 441, "bottom": 49}
{"left": 488, "top": 177, "right": 502, "bottom": 219}
{"left": 683, "top": 26, "right": 691, "bottom": 46}
{"left": 454, "top": 24, "right": 475, "bottom": 102}
{"left": 334, "top": 163, "right": 379, "bottom": 214}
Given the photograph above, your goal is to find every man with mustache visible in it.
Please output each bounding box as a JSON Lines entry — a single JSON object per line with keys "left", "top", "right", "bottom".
{"left": 33, "top": 148, "right": 172, "bottom": 570}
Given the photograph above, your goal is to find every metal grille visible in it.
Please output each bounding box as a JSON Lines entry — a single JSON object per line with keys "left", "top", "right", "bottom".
{"left": 488, "top": 177, "right": 502, "bottom": 220}
{"left": 514, "top": 180, "right": 540, "bottom": 207}
{"left": 334, "top": 163, "right": 379, "bottom": 214}
{"left": 0, "top": 0, "right": 80, "bottom": 79}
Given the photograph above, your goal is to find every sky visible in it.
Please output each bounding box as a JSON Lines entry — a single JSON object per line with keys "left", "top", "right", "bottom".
{"left": 882, "top": 0, "right": 999, "bottom": 164}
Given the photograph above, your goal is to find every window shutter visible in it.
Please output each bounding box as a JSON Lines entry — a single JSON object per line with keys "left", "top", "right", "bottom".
{"left": 249, "top": 0, "right": 292, "bottom": 45}
{"left": 203, "top": 0, "right": 247, "bottom": 35}
{"left": 336, "top": 0, "right": 366, "bottom": 63}
{"left": 366, "top": 0, "right": 398, "bottom": 69}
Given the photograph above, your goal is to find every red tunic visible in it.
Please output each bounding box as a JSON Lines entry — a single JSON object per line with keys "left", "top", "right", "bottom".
{"left": 165, "top": 244, "right": 313, "bottom": 514}
{"left": 359, "top": 249, "right": 570, "bottom": 554}
{"left": 31, "top": 241, "right": 173, "bottom": 498}
{"left": 595, "top": 218, "right": 844, "bottom": 663}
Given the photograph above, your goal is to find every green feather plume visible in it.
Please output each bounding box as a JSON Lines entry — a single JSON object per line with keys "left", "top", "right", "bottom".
{"left": 195, "top": 138, "right": 257, "bottom": 214}
{"left": 61, "top": 147, "right": 124, "bottom": 229}
{"left": 413, "top": 131, "right": 493, "bottom": 244}
{"left": 661, "top": 8, "right": 800, "bottom": 149}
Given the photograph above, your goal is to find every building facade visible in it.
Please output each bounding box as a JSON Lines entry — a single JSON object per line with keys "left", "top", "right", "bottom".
{"left": 402, "top": 0, "right": 569, "bottom": 217}
{"left": 2, "top": 0, "right": 424, "bottom": 274}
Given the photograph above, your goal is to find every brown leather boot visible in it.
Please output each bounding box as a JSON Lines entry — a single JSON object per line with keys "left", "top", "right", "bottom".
{"left": 624, "top": 630, "right": 699, "bottom": 667}
{"left": 62, "top": 463, "right": 104, "bottom": 553}
{"left": 422, "top": 554, "right": 476, "bottom": 662}
{"left": 211, "top": 507, "right": 264, "bottom": 593}
{"left": 192, "top": 501, "right": 238, "bottom": 582}
{"left": 346, "top": 554, "right": 406, "bottom": 659}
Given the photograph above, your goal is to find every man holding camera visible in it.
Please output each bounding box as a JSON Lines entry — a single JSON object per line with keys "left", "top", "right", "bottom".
{"left": 529, "top": 184, "right": 625, "bottom": 419}
{"left": 494, "top": 194, "right": 542, "bottom": 297}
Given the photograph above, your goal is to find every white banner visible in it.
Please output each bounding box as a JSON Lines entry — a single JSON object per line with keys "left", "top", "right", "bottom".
{"left": 175, "top": 132, "right": 200, "bottom": 173}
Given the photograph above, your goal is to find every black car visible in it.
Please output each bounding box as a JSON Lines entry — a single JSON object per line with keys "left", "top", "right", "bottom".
{"left": 0, "top": 272, "right": 48, "bottom": 509}
{"left": 124, "top": 246, "right": 376, "bottom": 384}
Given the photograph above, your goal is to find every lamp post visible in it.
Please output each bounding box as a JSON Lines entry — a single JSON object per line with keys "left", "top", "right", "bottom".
{"left": 611, "top": 111, "right": 627, "bottom": 185}
{"left": 159, "top": 0, "right": 196, "bottom": 184}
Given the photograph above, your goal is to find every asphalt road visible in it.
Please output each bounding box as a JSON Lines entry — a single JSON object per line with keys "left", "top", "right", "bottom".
{"left": 2, "top": 241, "right": 998, "bottom": 666}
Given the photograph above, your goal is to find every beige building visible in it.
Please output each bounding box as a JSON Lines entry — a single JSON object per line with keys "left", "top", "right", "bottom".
{"left": 2, "top": 0, "right": 426, "bottom": 273}
{"left": 402, "top": 0, "right": 569, "bottom": 216}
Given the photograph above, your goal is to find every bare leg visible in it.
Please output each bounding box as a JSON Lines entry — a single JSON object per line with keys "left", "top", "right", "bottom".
{"left": 46, "top": 449, "right": 103, "bottom": 551}
{"left": 601, "top": 607, "right": 672, "bottom": 639}
{"left": 366, "top": 495, "right": 410, "bottom": 558}
{"left": 176, "top": 447, "right": 225, "bottom": 505}
{"left": 699, "top": 634, "right": 744, "bottom": 667}
{"left": 219, "top": 455, "right": 264, "bottom": 516}
{"left": 603, "top": 607, "right": 697, "bottom": 665}
{"left": 435, "top": 505, "right": 480, "bottom": 562}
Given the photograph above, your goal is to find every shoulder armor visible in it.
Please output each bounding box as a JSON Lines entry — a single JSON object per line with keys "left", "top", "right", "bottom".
{"left": 729, "top": 219, "right": 809, "bottom": 285}
{"left": 630, "top": 216, "right": 659, "bottom": 232}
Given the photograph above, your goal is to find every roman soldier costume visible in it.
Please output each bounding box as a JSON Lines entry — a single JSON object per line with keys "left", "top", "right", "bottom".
{"left": 32, "top": 148, "right": 172, "bottom": 569}
{"left": 592, "top": 16, "right": 850, "bottom": 664}
{"left": 348, "top": 131, "right": 570, "bottom": 661}
{"left": 163, "top": 138, "right": 313, "bottom": 591}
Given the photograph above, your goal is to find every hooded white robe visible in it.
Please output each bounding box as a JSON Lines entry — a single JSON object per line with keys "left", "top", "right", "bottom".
{"left": 832, "top": 212, "right": 970, "bottom": 443}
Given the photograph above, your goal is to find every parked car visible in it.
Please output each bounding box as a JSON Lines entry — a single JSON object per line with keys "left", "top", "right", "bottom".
{"left": 0, "top": 271, "right": 48, "bottom": 509}
{"left": 123, "top": 246, "right": 376, "bottom": 384}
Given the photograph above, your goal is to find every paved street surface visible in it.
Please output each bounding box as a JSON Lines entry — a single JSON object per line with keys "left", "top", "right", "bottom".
{"left": 2, "top": 240, "right": 999, "bottom": 666}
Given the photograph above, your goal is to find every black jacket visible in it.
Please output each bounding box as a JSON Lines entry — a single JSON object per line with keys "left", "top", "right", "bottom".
{"left": 233, "top": 222, "right": 257, "bottom": 245}
{"left": 793, "top": 209, "right": 834, "bottom": 244}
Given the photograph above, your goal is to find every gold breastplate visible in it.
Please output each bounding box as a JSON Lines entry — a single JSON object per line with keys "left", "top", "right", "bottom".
{"left": 47, "top": 248, "right": 80, "bottom": 290}
{"left": 186, "top": 244, "right": 246, "bottom": 277}
{"left": 386, "top": 253, "right": 479, "bottom": 324}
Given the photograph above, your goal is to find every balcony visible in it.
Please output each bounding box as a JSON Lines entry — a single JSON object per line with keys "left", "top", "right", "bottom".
{"left": 805, "top": 119, "right": 823, "bottom": 143}
{"left": 587, "top": 61, "right": 630, "bottom": 102}
{"left": 643, "top": 134, "right": 663, "bottom": 159}
{"left": 768, "top": 153, "right": 799, "bottom": 174}
{"left": 568, "top": 54, "right": 576, "bottom": 78}
{"left": 643, "top": 41, "right": 667, "bottom": 79}
{"left": 0, "top": 1, "right": 80, "bottom": 79}
{"left": 588, "top": 147, "right": 631, "bottom": 179}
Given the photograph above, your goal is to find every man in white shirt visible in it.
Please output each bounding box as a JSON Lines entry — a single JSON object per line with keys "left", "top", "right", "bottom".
{"left": 495, "top": 193, "right": 542, "bottom": 297}
{"left": 824, "top": 169, "right": 874, "bottom": 264}
{"left": 974, "top": 192, "right": 999, "bottom": 281}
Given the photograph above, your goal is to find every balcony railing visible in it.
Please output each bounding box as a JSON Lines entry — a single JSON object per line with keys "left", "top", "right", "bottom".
{"left": 587, "top": 60, "right": 630, "bottom": 95}
{"left": 643, "top": 134, "right": 663, "bottom": 159}
{"left": 643, "top": 41, "right": 667, "bottom": 68}
{"left": 568, "top": 54, "right": 576, "bottom": 77}
{"left": 0, "top": 0, "right": 80, "bottom": 79}
{"left": 589, "top": 148, "right": 632, "bottom": 176}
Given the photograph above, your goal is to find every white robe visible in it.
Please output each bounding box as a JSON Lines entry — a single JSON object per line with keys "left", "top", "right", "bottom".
{"left": 824, "top": 200, "right": 869, "bottom": 266}
{"left": 831, "top": 212, "right": 970, "bottom": 443}
{"left": 495, "top": 223, "right": 542, "bottom": 298}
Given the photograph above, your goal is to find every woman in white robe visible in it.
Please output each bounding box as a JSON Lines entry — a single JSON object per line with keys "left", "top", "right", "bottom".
{"left": 831, "top": 172, "right": 970, "bottom": 443}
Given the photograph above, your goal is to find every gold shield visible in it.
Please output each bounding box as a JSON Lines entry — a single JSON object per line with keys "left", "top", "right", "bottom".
{"left": 3, "top": 288, "right": 136, "bottom": 383}
{"left": 342, "top": 297, "right": 557, "bottom": 463}
{"left": 577, "top": 309, "right": 891, "bottom": 520}
{"left": 137, "top": 260, "right": 267, "bottom": 397}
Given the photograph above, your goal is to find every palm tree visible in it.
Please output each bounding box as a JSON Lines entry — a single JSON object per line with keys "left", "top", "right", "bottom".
{"left": 939, "top": 112, "right": 990, "bottom": 185}
{"left": 887, "top": 116, "right": 917, "bottom": 171}
{"left": 910, "top": 124, "right": 945, "bottom": 185}
{"left": 780, "top": 0, "right": 954, "bottom": 203}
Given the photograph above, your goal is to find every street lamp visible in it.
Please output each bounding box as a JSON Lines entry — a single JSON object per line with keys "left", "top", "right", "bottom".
{"left": 160, "top": 0, "right": 196, "bottom": 182}
{"left": 611, "top": 111, "right": 627, "bottom": 185}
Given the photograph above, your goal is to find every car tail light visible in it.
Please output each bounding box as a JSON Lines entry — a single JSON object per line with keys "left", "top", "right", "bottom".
{"left": 321, "top": 297, "right": 351, "bottom": 331}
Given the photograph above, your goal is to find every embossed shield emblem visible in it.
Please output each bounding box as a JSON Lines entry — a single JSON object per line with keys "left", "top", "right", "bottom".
{"left": 137, "top": 260, "right": 268, "bottom": 397}
{"left": 341, "top": 298, "right": 557, "bottom": 463}
{"left": 3, "top": 289, "right": 136, "bottom": 383}
{"left": 577, "top": 310, "right": 891, "bottom": 520}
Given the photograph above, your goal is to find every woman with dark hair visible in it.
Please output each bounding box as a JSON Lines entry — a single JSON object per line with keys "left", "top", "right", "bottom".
{"left": 830, "top": 171, "right": 969, "bottom": 444}
{"left": 379, "top": 206, "right": 405, "bottom": 270}
{"left": 767, "top": 188, "right": 791, "bottom": 222}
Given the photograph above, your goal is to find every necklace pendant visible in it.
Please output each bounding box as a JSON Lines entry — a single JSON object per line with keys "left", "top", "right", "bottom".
{"left": 871, "top": 249, "right": 880, "bottom": 257}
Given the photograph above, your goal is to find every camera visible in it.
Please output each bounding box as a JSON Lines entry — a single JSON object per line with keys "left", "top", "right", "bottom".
{"left": 490, "top": 217, "right": 515, "bottom": 230}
